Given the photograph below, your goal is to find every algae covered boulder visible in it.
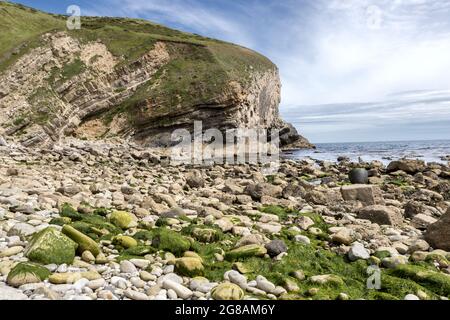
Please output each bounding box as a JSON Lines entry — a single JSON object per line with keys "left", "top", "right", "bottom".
{"left": 25, "top": 227, "right": 78, "bottom": 265}
{"left": 7, "top": 262, "right": 51, "bottom": 287}
{"left": 109, "top": 211, "right": 137, "bottom": 229}
{"left": 225, "top": 244, "right": 267, "bottom": 261}
{"left": 113, "top": 235, "right": 138, "bottom": 249}
{"left": 151, "top": 228, "right": 191, "bottom": 256}
{"left": 211, "top": 283, "right": 244, "bottom": 300}
{"left": 62, "top": 225, "right": 100, "bottom": 256}
{"left": 175, "top": 257, "right": 204, "bottom": 277}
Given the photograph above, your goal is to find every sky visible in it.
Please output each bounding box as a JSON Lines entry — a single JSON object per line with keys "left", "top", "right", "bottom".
{"left": 8, "top": 0, "right": 450, "bottom": 143}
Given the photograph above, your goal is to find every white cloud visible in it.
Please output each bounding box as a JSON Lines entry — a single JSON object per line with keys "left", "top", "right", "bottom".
{"left": 80, "top": 0, "right": 450, "bottom": 142}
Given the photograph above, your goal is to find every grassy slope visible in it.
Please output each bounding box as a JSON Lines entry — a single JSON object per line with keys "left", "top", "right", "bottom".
{"left": 0, "top": 2, "right": 275, "bottom": 127}
{"left": 0, "top": 2, "right": 65, "bottom": 72}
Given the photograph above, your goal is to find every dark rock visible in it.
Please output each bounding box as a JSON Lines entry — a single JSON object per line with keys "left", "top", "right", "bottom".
{"left": 186, "top": 170, "right": 205, "bottom": 188}
{"left": 349, "top": 168, "right": 369, "bottom": 184}
{"left": 265, "top": 240, "right": 287, "bottom": 257}
{"left": 404, "top": 201, "right": 425, "bottom": 218}
{"left": 337, "top": 156, "right": 350, "bottom": 162}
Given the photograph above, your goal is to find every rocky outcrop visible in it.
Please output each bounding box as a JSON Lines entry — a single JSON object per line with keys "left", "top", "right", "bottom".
{"left": 0, "top": 3, "right": 312, "bottom": 149}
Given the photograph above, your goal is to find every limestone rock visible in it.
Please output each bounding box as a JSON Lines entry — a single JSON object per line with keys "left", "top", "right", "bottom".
{"left": 358, "top": 205, "right": 403, "bottom": 226}
{"left": 341, "top": 185, "right": 384, "bottom": 205}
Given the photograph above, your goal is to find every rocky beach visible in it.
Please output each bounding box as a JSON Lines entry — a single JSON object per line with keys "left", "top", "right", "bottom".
{"left": 0, "top": 2, "right": 449, "bottom": 302}
{"left": 0, "top": 137, "right": 449, "bottom": 300}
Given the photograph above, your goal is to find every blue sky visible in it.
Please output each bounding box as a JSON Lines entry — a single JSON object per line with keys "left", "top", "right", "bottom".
{"left": 9, "top": 0, "right": 450, "bottom": 143}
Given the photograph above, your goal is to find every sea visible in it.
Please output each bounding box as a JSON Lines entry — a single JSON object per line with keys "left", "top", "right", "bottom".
{"left": 283, "top": 140, "right": 450, "bottom": 165}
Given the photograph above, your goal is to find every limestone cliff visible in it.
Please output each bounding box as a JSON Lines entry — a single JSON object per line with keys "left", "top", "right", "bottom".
{"left": 0, "top": 2, "right": 312, "bottom": 149}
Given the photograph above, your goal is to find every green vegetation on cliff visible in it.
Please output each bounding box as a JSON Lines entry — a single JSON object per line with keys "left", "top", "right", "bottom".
{"left": 0, "top": 1, "right": 276, "bottom": 129}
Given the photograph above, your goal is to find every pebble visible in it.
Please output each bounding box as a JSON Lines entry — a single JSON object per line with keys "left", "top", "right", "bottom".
{"left": 0, "top": 245, "right": 23, "bottom": 257}
{"left": 124, "top": 289, "right": 149, "bottom": 300}
{"left": 348, "top": 242, "right": 370, "bottom": 261}
{"left": 256, "top": 275, "right": 276, "bottom": 293}
{"left": 162, "top": 279, "right": 193, "bottom": 299}
{"left": 88, "top": 278, "right": 106, "bottom": 290}
{"left": 120, "top": 260, "right": 138, "bottom": 274}
{"left": 294, "top": 235, "right": 311, "bottom": 245}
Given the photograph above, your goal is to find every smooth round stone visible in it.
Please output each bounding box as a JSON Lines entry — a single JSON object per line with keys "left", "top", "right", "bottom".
{"left": 0, "top": 245, "right": 23, "bottom": 257}
{"left": 256, "top": 275, "right": 276, "bottom": 293}
{"left": 349, "top": 168, "right": 369, "bottom": 184}
{"left": 348, "top": 242, "right": 370, "bottom": 261}
{"left": 139, "top": 271, "right": 156, "bottom": 282}
{"left": 120, "top": 260, "right": 138, "bottom": 274}
{"left": 404, "top": 294, "right": 420, "bottom": 300}
{"left": 88, "top": 278, "right": 106, "bottom": 290}
{"left": 130, "top": 259, "right": 150, "bottom": 269}
{"left": 167, "top": 288, "right": 177, "bottom": 299}
{"left": 73, "top": 278, "right": 90, "bottom": 291}
{"left": 294, "top": 235, "right": 311, "bottom": 245}
{"left": 130, "top": 277, "right": 146, "bottom": 289}
{"left": 124, "top": 289, "right": 149, "bottom": 301}
{"left": 225, "top": 270, "right": 247, "bottom": 288}
{"left": 111, "top": 276, "right": 128, "bottom": 289}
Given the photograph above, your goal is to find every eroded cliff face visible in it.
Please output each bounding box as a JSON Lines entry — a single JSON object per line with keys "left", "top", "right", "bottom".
{"left": 0, "top": 3, "right": 312, "bottom": 149}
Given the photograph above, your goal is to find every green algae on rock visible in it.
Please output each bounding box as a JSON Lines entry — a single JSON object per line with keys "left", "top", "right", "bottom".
{"left": 62, "top": 225, "right": 100, "bottom": 256}
{"left": 113, "top": 235, "right": 138, "bottom": 249}
{"left": 225, "top": 244, "right": 267, "bottom": 261}
{"left": 211, "top": 283, "right": 244, "bottom": 300}
{"left": 24, "top": 227, "right": 78, "bottom": 265}
{"left": 109, "top": 211, "right": 137, "bottom": 229}
{"left": 7, "top": 262, "right": 51, "bottom": 287}
{"left": 151, "top": 228, "right": 191, "bottom": 256}
{"left": 175, "top": 257, "right": 204, "bottom": 277}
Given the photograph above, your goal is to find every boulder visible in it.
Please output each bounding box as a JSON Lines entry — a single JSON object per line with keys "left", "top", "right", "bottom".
{"left": 175, "top": 257, "right": 204, "bottom": 277}
{"left": 358, "top": 205, "right": 403, "bottom": 226}
{"left": 411, "top": 214, "right": 437, "bottom": 229}
{"left": 387, "top": 159, "right": 426, "bottom": 174}
{"left": 25, "top": 227, "right": 77, "bottom": 265}
{"left": 425, "top": 208, "right": 450, "bottom": 251}
{"left": 109, "top": 211, "right": 137, "bottom": 229}
{"left": 7, "top": 262, "right": 51, "bottom": 287}
{"left": 151, "top": 229, "right": 191, "bottom": 256}
{"left": 265, "top": 240, "right": 287, "bottom": 257}
{"left": 341, "top": 185, "right": 384, "bottom": 205}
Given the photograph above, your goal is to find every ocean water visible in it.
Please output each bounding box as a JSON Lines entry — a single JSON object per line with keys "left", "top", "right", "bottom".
{"left": 283, "top": 140, "right": 450, "bottom": 165}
